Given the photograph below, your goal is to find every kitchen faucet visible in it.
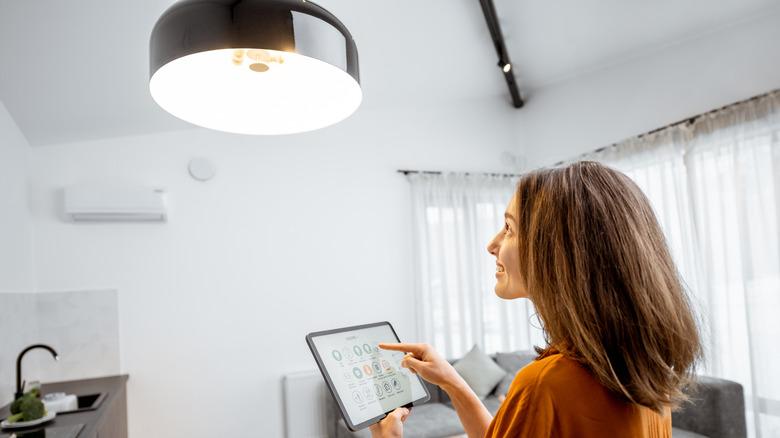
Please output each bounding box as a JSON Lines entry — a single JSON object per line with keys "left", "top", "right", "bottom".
{"left": 15, "top": 344, "right": 59, "bottom": 400}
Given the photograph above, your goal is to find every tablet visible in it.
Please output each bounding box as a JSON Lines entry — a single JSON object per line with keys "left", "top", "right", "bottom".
{"left": 306, "top": 321, "right": 431, "bottom": 431}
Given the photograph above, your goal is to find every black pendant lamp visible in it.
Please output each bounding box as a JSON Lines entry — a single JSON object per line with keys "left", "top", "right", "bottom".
{"left": 149, "top": 0, "right": 361, "bottom": 135}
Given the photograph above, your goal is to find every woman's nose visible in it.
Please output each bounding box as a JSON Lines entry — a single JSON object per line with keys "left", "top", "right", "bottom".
{"left": 487, "top": 234, "right": 499, "bottom": 255}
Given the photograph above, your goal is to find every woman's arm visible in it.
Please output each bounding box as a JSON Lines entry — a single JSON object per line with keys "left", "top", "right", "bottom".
{"left": 377, "top": 343, "right": 493, "bottom": 438}
{"left": 440, "top": 375, "right": 493, "bottom": 438}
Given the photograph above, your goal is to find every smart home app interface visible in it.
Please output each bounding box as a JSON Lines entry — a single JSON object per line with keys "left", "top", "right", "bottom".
{"left": 311, "top": 325, "right": 427, "bottom": 425}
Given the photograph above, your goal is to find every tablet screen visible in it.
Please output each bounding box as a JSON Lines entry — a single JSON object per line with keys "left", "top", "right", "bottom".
{"left": 307, "top": 322, "right": 429, "bottom": 428}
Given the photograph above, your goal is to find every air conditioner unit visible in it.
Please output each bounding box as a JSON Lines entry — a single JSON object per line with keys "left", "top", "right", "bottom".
{"left": 63, "top": 185, "right": 167, "bottom": 222}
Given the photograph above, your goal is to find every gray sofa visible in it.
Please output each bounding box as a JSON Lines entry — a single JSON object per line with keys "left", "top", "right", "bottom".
{"left": 327, "top": 351, "right": 747, "bottom": 438}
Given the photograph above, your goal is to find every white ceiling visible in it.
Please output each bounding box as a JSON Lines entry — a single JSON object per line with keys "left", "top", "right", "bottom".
{"left": 1, "top": 0, "right": 778, "bottom": 146}
{"left": 497, "top": 0, "right": 780, "bottom": 88}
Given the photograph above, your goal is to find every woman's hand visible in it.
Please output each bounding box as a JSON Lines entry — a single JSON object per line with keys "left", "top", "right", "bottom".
{"left": 380, "top": 343, "right": 492, "bottom": 438}
{"left": 369, "top": 407, "right": 410, "bottom": 438}
{"left": 378, "top": 343, "right": 464, "bottom": 391}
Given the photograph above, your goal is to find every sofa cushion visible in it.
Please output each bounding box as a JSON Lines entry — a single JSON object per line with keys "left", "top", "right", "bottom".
{"left": 452, "top": 345, "right": 506, "bottom": 399}
{"left": 482, "top": 395, "right": 503, "bottom": 415}
{"left": 494, "top": 351, "right": 535, "bottom": 374}
{"left": 495, "top": 371, "right": 516, "bottom": 397}
{"left": 403, "top": 403, "right": 466, "bottom": 437}
{"left": 492, "top": 351, "right": 535, "bottom": 397}
{"left": 442, "top": 394, "right": 503, "bottom": 417}
{"left": 672, "top": 427, "right": 709, "bottom": 438}
{"left": 336, "top": 403, "right": 464, "bottom": 438}
{"left": 336, "top": 418, "right": 371, "bottom": 438}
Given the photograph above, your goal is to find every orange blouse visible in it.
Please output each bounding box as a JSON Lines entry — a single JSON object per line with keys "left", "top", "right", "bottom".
{"left": 484, "top": 353, "right": 671, "bottom": 438}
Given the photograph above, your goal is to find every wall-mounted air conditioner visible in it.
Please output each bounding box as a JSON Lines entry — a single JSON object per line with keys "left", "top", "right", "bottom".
{"left": 63, "top": 185, "right": 167, "bottom": 222}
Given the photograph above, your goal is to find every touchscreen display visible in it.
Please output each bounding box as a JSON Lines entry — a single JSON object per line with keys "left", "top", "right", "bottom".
{"left": 309, "top": 324, "right": 428, "bottom": 426}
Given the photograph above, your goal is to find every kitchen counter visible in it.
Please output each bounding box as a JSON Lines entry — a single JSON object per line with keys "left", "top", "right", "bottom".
{"left": 0, "top": 375, "right": 128, "bottom": 438}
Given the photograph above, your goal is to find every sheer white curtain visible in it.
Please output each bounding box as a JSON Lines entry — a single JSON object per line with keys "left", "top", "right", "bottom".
{"left": 407, "top": 173, "right": 546, "bottom": 360}
{"left": 586, "top": 91, "right": 780, "bottom": 438}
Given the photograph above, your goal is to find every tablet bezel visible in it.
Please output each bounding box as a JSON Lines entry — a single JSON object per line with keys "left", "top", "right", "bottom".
{"left": 306, "top": 321, "right": 431, "bottom": 431}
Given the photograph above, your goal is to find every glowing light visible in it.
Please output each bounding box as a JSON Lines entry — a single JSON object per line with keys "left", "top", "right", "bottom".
{"left": 150, "top": 49, "right": 362, "bottom": 135}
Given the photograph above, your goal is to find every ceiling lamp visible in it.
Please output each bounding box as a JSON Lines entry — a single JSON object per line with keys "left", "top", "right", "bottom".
{"left": 149, "top": 0, "right": 361, "bottom": 135}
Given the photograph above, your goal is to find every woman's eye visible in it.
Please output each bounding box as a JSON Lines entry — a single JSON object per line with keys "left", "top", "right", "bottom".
{"left": 504, "top": 223, "right": 511, "bottom": 233}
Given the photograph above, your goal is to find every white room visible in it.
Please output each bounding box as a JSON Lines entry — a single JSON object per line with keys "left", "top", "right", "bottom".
{"left": 1, "top": 1, "right": 779, "bottom": 438}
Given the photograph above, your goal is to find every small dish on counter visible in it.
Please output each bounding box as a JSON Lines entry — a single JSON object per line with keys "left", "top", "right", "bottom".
{"left": 0, "top": 411, "right": 56, "bottom": 430}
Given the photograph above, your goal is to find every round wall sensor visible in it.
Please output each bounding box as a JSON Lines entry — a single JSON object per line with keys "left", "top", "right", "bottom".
{"left": 188, "top": 157, "right": 216, "bottom": 182}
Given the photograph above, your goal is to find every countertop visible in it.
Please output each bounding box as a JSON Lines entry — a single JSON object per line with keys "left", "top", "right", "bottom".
{"left": 0, "top": 375, "right": 128, "bottom": 438}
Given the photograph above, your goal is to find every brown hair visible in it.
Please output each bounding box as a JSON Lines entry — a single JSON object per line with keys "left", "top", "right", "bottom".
{"left": 515, "top": 161, "right": 701, "bottom": 412}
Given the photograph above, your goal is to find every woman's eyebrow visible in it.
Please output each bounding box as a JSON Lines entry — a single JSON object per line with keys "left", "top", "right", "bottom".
{"left": 504, "top": 212, "right": 516, "bottom": 222}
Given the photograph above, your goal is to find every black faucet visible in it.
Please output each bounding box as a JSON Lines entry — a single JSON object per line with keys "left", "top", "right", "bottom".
{"left": 16, "top": 344, "right": 59, "bottom": 400}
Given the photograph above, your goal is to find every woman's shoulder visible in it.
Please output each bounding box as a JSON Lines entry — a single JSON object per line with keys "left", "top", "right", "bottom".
{"left": 509, "top": 352, "right": 648, "bottom": 415}
{"left": 488, "top": 353, "right": 596, "bottom": 436}
{"left": 511, "top": 353, "right": 599, "bottom": 395}
{"left": 491, "top": 352, "right": 671, "bottom": 438}
{"left": 517, "top": 353, "right": 589, "bottom": 379}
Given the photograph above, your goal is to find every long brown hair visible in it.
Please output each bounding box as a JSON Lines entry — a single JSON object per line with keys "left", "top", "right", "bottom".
{"left": 515, "top": 161, "right": 701, "bottom": 412}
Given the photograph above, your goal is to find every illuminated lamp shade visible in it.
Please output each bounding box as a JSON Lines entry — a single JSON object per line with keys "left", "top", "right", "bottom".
{"left": 149, "top": 0, "right": 361, "bottom": 135}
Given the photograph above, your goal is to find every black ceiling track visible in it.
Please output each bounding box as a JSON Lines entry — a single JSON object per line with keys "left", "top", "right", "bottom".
{"left": 478, "top": 0, "right": 524, "bottom": 108}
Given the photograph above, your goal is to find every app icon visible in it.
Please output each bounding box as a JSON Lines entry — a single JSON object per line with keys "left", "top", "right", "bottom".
{"left": 374, "top": 384, "right": 383, "bottom": 397}
{"left": 352, "top": 367, "right": 363, "bottom": 379}
{"left": 352, "top": 391, "right": 363, "bottom": 403}
{"left": 332, "top": 350, "right": 343, "bottom": 361}
{"left": 382, "top": 360, "right": 392, "bottom": 371}
{"left": 372, "top": 362, "right": 382, "bottom": 374}
{"left": 362, "top": 343, "right": 372, "bottom": 354}
{"left": 363, "top": 386, "right": 373, "bottom": 400}
{"left": 362, "top": 364, "right": 373, "bottom": 376}
{"left": 392, "top": 378, "right": 401, "bottom": 391}
{"left": 353, "top": 345, "right": 363, "bottom": 356}
{"left": 383, "top": 381, "right": 393, "bottom": 394}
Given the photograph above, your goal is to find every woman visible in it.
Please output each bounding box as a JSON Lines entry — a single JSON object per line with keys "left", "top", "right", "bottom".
{"left": 371, "top": 161, "right": 701, "bottom": 438}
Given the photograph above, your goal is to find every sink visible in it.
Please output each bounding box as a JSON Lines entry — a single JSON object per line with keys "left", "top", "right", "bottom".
{"left": 57, "top": 392, "right": 107, "bottom": 415}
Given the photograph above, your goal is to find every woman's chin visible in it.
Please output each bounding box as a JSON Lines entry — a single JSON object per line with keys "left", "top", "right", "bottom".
{"left": 494, "top": 286, "right": 512, "bottom": 300}
{"left": 494, "top": 285, "right": 527, "bottom": 300}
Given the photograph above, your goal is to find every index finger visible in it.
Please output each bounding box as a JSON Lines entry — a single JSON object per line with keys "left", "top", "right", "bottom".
{"left": 378, "top": 342, "right": 426, "bottom": 356}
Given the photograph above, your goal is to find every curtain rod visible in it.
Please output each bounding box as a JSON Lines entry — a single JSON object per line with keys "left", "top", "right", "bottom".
{"left": 397, "top": 169, "right": 522, "bottom": 178}
{"left": 554, "top": 88, "right": 780, "bottom": 166}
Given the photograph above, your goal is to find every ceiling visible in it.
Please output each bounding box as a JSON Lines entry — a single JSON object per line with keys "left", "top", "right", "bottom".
{"left": 1, "top": 0, "right": 778, "bottom": 146}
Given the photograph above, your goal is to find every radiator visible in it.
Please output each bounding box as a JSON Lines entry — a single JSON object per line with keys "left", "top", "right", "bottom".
{"left": 283, "top": 370, "right": 331, "bottom": 438}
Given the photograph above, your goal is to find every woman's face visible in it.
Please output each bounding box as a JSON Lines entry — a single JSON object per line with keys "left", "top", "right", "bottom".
{"left": 487, "top": 194, "right": 529, "bottom": 299}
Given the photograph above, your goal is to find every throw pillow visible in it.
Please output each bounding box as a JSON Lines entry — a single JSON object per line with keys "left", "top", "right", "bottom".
{"left": 494, "top": 351, "right": 535, "bottom": 397}
{"left": 495, "top": 351, "right": 535, "bottom": 374}
{"left": 452, "top": 345, "right": 506, "bottom": 399}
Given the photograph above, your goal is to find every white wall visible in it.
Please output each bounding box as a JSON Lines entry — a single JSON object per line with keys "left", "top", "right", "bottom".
{"left": 0, "top": 99, "right": 35, "bottom": 407}
{"left": 0, "top": 290, "right": 120, "bottom": 408}
{"left": 0, "top": 101, "right": 34, "bottom": 293}
{"left": 27, "top": 98, "right": 517, "bottom": 437}
{"left": 515, "top": 9, "right": 780, "bottom": 167}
